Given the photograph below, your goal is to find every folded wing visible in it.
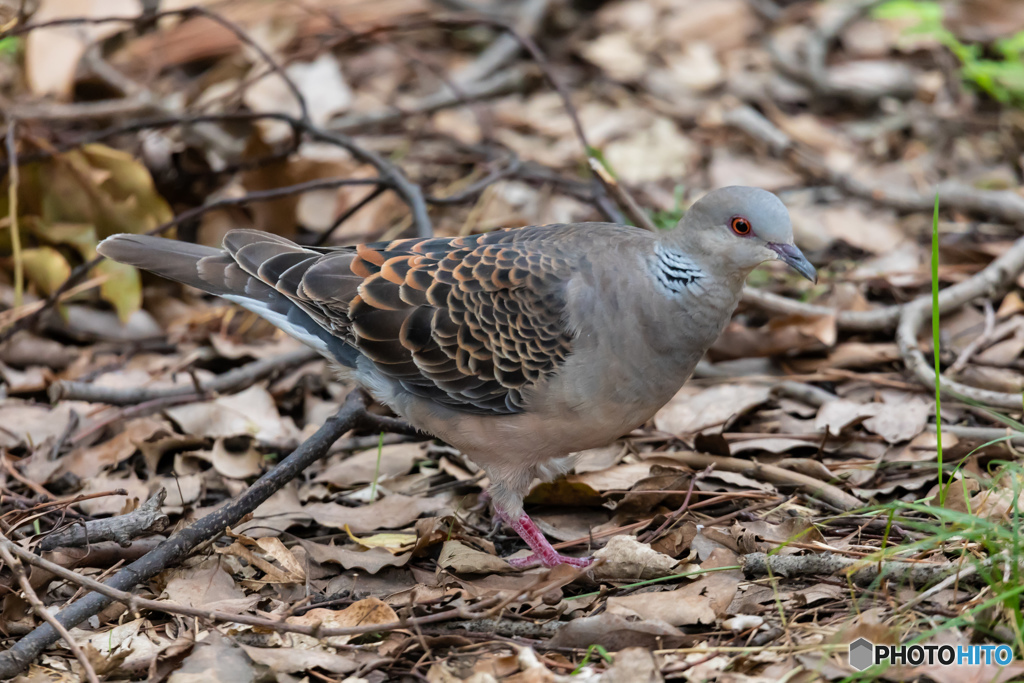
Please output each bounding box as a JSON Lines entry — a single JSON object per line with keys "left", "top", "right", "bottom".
{"left": 98, "top": 227, "right": 579, "bottom": 415}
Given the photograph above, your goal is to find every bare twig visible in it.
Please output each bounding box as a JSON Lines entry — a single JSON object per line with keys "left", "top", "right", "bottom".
{"left": 313, "top": 186, "right": 386, "bottom": 246}
{"left": 743, "top": 551, "right": 968, "bottom": 587}
{"left": 947, "top": 302, "right": 1006, "bottom": 376}
{"left": 657, "top": 452, "right": 862, "bottom": 511}
{"left": 0, "top": 537, "right": 101, "bottom": 683}
{"left": 330, "top": 67, "right": 525, "bottom": 132}
{"left": 768, "top": 0, "right": 914, "bottom": 105}
{"left": 897, "top": 234, "right": 1024, "bottom": 409}
{"left": 425, "top": 148, "right": 522, "bottom": 205}
{"left": 898, "top": 557, "right": 981, "bottom": 612}
{"left": 450, "top": 0, "right": 550, "bottom": 85}
{"left": 725, "top": 104, "right": 1024, "bottom": 225}
{"left": 0, "top": 391, "right": 417, "bottom": 678}
{"left": 37, "top": 490, "right": 169, "bottom": 552}
{"left": 637, "top": 465, "right": 713, "bottom": 543}
{"left": 587, "top": 158, "right": 659, "bottom": 233}
{"left": 926, "top": 424, "right": 1024, "bottom": 447}
{"left": 49, "top": 348, "right": 320, "bottom": 405}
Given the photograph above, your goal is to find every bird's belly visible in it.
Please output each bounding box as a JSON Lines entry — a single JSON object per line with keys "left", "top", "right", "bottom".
{"left": 344, "top": 340, "right": 696, "bottom": 471}
{"left": 403, "top": 396, "right": 652, "bottom": 469}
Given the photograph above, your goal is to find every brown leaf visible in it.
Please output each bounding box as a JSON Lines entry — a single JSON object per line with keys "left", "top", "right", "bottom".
{"left": 165, "top": 385, "right": 299, "bottom": 445}
{"left": 301, "top": 540, "right": 413, "bottom": 574}
{"left": 592, "top": 536, "right": 682, "bottom": 581}
{"left": 655, "top": 384, "right": 771, "bottom": 435}
{"left": 437, "top": 540, "right": 513, "bottom": 574}
{"left": 59, "top": 418, "right": 170, "bottom": 480}
{"left": 166, "top": 632, "right": 259, "bottom": 683}
{"left": 605, "top": 548, "right": 740, "bottom": 626}
{"left": 302, "top": 493, "right": 448, "bottom": 533}
{"left": 549, "top": 612, "right": 690, "bottom": 650}
{"left": 285, "top": 597, "right": 398, "bottom": 647}
{"left": 313, "top": 443, "right": 423, "bottom": 488}
{"left": 240, "top": 645, "right": 357, "bottom": 675}
{"left": 25, "top": 0, "right": 143, "bottom": 98}
{"left": 162, "top": 558, "right": 259, "bottom": 615}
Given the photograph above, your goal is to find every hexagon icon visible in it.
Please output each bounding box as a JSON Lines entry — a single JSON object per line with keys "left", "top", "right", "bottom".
{"left": 849, "top": 638, "right": 874, "bottom": 671}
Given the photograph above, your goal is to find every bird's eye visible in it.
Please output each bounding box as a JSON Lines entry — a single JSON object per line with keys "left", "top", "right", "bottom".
{"left": 730, "top": 216, "right": 752, "bottom": 236}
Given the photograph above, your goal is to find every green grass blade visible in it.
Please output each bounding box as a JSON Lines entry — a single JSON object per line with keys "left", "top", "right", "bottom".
{"left": 932, "top": 193, "right": 946, "bottom": 506}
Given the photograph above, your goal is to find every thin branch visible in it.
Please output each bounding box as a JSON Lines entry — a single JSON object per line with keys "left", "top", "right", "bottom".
{"left": 0, "top": 391, "right": 408, "bottom": 678}
{"left": 658, "top": 451, "right": 862, "bottom": 511}
{"left": 0, "top": 537, "right": 101, "bottom": 683}
{"left": 49, "top": 348, "right": 320, "bottom": 405}
{"left": 37, "top": 490, "right": 168, "bottom": 551}
{"left": 743, "top": 551, "right": 972, "bottom": 587}
{"left": 330, "top": 67, "right": 525, "bottom": 132}
{"left": 896, "top": 234, "right": 1024, "bottom": 409}
{"left": 450, "top": 0, "right": 550, "bottom": 85}
{"left": 313, "top": 186, "right": 386, "bottom": 246}
{"left": 725, "top": 104, "right": 1024, "bottom": 332}
{"left": 725, "top": 104, "right": 1024, "bottom": 225}
{"left": 587, "top": 157, "right": 659, "bottom": 233}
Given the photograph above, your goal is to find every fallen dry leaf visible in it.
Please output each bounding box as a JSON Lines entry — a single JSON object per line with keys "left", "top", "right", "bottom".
{"left": 285, "top": 597, "right": 398, "bottom": 647}
{"left": 166, "top": 385, "right": 300, "bottom": 445}
{"left": 314, "top": 442, "right": 423, "bottom": 487}
{"left": 655, "top": 384, "right": 771, "bottom": 435}
{"left": 438, "top": 540, "right": 513, "bottom": 574}
{"left": 592, "top": 535, "right": 681, "bottom": 581}
{"left": 26, "top": 0, "right": 143, "bottom": 98}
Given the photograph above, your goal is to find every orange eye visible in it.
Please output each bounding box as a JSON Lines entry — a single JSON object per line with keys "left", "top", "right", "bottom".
{"left": 731, "top": 216, "right": 752, "bottom": 236}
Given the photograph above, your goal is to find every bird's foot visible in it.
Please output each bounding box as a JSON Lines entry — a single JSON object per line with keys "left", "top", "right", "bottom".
{"left": 499, "top": 507, "right": 593, "bottom": 570}
{"left": 507, "top": 551, "right": 595, "bottom": 570}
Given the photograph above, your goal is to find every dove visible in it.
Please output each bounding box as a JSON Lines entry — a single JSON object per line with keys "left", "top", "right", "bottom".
{"left": 98, "top": 185, "right": 815, "bottom": 569}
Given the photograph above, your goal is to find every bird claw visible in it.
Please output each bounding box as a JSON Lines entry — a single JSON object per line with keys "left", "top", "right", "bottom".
{"left": 497, "top": 508, "right": 594, "bottom": 570}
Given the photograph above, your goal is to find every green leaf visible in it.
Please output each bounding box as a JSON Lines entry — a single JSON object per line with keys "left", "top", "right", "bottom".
{"left": 872, "top": 0, "right": 943, "bottom": 23}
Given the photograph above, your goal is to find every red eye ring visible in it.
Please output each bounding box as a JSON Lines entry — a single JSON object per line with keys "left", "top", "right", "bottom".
{"left": 731, "top": 216, "right": 752, "bottom": 236}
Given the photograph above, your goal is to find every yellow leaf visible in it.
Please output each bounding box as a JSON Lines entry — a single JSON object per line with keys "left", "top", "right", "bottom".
{"left": 93, "top": 258, "right": 141, "bottom": 322}
{"left": 32, "top": 222, "right": 98, "bottom": 260}
{"left": 19, "top": 246, "right": 70, "bottom": 295}
{"left": 81, "top": 144, "right": 172, "bottom": 236}
{"left": 344, "top": 525, "right": 417, "bottom": 554}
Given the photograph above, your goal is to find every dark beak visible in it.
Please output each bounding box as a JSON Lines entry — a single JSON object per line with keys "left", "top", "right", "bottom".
{"left": 768, "top": 243, "right": 817, "bottom": 283}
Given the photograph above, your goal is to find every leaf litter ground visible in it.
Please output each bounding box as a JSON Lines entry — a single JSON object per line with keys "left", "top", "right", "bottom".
{"left": 2, "top": 0, "right": 1024, "bottom": 681}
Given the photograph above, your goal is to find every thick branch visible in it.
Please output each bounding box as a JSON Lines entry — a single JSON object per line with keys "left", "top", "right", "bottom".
{"left": 37, "top": 490, "right": 168, "bottom": 551}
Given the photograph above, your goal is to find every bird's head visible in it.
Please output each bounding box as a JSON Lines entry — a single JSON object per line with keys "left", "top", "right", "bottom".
{"left": 667, "top": 186, "right": 816, "bottom": 285}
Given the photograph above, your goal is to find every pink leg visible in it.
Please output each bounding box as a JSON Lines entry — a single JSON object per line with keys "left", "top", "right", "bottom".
{"left": 497, "top": 508, "right": 594, "bottom": 569}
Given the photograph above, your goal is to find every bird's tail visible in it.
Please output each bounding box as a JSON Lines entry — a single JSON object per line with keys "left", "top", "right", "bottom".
{"left": 97, "top": 234, "right": 358, "bottom": 366}
{"left": 98, "top": 234, "right": 240, "bottom": 295}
